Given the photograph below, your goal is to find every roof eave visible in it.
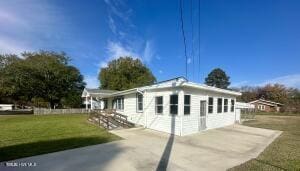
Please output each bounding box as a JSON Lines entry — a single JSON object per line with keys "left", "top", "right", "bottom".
{"left": 183, "top": 83, "right": 242, "bottom": 96}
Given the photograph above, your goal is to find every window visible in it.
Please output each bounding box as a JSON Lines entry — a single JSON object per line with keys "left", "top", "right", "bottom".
{"left": 170, "top": 94, "right": 178, "bottom": 115}
{"left": 136, "top": 93, "right": 143, "bottom": 112}
{"left": 231, "top": 99, "right": 235, "bottom": 112}
{"left": 260, "top": 105, "right": 265, "bottom": 111}
{"left": 155, "top": 96, "right": 163, "bottom": 114}
{"left": 224, "top": 99, "right": 228, "bottom": 113}
{"left": 217, "top": 98, "right": 222, "bottom": 113}
{"left": 113, "top": 97, "right": 124, "bottom": 110}
{"left": 184, "top": 95, "right": 191, "bottom": 115}
{"left": 208, "top": 97, "right": 214, "bottom": 114}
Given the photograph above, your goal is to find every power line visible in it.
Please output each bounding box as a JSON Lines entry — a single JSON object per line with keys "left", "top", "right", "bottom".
{"left": 179, "top": 0, "right": 188, "bottom": 79}
{"left": 190, "top": 0, "right": 195, "bottom": 81}
{"left": 198, "top": 0, "right": 201, "bottom": 82}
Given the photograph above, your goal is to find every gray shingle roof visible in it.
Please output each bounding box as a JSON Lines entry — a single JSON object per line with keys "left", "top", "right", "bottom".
{"left": 85, "top": 89, "right": 118, "bottom": 94}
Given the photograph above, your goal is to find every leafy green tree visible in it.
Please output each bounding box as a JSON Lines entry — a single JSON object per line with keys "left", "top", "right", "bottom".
{"left": 99, "top": 57, "right": 156, "bottom": 90}
{"left": 0, "top": 51, "right": 85, "bottom": 108}
{"left": 258, "top": 84, "right": 288, "bottom": 104}
{"left": 205, "top": 68, "right": 230, "bottom": 89}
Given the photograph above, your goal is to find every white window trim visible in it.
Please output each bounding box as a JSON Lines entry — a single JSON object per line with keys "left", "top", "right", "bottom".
{"left": 113, "top": 97, "right": 124, "bottom": 111}
{"left": 170, "top": 94, "right": 179, "bottom": 115}
{"left": 155, "top": 96, "right": 163, "bottom": 115}
{"left": 208, "top": 97, "right": 214, "bottom": 114}
{"left": 224, "top": 98, "right": 228, "bottom": 113}
{"left": 217, "top": 97, "right": 223, "bottom": 113}
{"left": 136, "top": 93, "right": 143, "bottom": 113}
{"left": 231, "top": 99, "right": 235, "bottom": 112}
{"left": 184, "top": 94, "right": 191, "bottom": 115}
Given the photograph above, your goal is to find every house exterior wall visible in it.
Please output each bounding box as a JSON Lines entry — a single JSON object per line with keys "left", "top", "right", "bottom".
{"left": 182, "top": 87, "right": 237, "bottom": 135}
{"left": 253, "top": 102, "right": 277, "bottom": 112}
{"left": 143, "top": 87, "right": 237, "bottom": 136}
{"left": 100, "top": 86, "right": 238, "bottom": 136}
{"left": 107, "top": 93, "right": 145, "bottom": 126}
{"left": 144, "top": 87, "right": 183, "bottom": 136}
{"left": 0, "top": 104, "right": 13, "bottom": 111}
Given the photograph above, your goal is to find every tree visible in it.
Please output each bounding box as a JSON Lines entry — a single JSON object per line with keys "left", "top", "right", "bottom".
{"left": 99, "top": 57, "right": 156, "bottom": 90}
{"left": 205, "top": 68, "right": 230, "bottom": 89}
{"left": 257, "top": 84, "right": 288, "bottom": 104}
{"left": 0, "top": 51, "right": 85, "bottom": 108}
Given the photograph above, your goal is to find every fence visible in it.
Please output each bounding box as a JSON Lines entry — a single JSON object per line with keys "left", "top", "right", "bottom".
{"left": 0, "top": 110, "right": 33, "bottom": 115}
{"left": 34, "top": 108, "right": 90, "bottom": 115}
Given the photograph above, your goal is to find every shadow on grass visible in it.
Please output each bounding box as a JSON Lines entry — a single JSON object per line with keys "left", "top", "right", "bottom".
{"left": 0, "top": 136, "right": 118, "bottom": 162}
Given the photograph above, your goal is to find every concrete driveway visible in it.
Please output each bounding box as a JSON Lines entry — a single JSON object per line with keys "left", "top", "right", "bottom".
{"left": 0, "top": 125, "right": 281, "bottom": 171}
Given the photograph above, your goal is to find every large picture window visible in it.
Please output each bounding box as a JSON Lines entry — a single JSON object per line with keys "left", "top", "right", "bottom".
{"left": 155, "top": 96, "right": 163, "bottom": 114}
{"left": 136, "top": 93, "right": 143, "bottom": 112}
{"left": 231, "top": 99, "right": 235, "bottom": 112}
{"left": 184, "top": 95, "right": 191, "bottom": 115}
{"left": 217, "top": 98, "right": 222, "bottom": 113}
{"left": 208, "top": 97, "right": 213, "bottom": 114}
{"left": 224, "top": 99, "right": 228, "bottom": 113}
{"left": 170, "top": 94, "right": 178, "bottom": 115}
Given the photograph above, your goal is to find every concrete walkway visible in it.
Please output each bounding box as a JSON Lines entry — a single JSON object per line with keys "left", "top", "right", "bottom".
{"left": 0, "top": 125, "right": 281, "bottom": 171}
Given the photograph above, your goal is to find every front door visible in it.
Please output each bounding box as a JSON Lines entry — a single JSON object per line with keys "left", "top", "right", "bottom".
{"left": 199, "top": 100, "right": 207, "bottom": 131}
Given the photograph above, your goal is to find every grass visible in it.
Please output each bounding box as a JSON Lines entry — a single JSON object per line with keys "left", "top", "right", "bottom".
{"left": 0, "top": 114, "right": 120, "bottom": 162}
{"left": 255, "top": 112, "right": 300, "bottom": 116}
{"left": 229, "top": 114, "right": 300, "bottom": 171}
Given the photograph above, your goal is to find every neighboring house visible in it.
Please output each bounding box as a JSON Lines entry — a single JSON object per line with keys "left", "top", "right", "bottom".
{"left": 0, "top": 104, "right": 14, "bottom": 111}
{"left": 81, "top": 77, "right": 241, "bottom": 136}
{"left": 249, "top": 99, "right": 283, "bottom": 112}
{"left": 82, "top": 89, "right": 118, "bottom": 110}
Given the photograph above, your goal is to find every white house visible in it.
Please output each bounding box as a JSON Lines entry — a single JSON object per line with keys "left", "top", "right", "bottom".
{"left": 0, "top": 104, "right": 14, "bottom": 111}
{"left": 82, "top": 77, "right": 242, "bottom": 136}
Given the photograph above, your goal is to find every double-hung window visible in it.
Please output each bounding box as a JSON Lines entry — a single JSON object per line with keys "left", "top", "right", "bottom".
{"left": 136, "top": 93, "right": 143, "bottom": 112}
{"left": 170, "top": 94, "right": 178, "bottom": 115}
{"left": 208, "top": 97, "right": 214, "bottom": 114}
{"left": 224, "top": 99, "right": 228, "bottom": 113}
{"left": 217, "top": 98, "right": 222, "bottom": 113}
{"left": 184, "top": 95, "right": 191, "bottom": 115}
{"left": 155, "top": 96, "right": 163, "bottom": 114}
{"left": 231, "top": 99, "right": 235, "bottom": 112}
{"left": 113, "top": 97, "right": 124, "bottom": 110}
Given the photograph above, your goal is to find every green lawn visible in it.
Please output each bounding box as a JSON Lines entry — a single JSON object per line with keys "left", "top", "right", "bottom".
{"left": 0, "top": 114, "right": 120, "bottom": 162}
{"left": 229, "top": 114, "right": 300, "bottom": 171}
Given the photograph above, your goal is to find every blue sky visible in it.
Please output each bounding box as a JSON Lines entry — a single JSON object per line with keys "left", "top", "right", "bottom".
{"left": 0, "top": 0, "right": 300, "bottom": 88}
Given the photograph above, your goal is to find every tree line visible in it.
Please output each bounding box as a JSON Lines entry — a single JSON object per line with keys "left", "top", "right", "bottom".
{"left": 1, "top": 51, "right": 299, "bottom": 112}
{"left": 236, "top": 84, "right": 300, "bottom": 113}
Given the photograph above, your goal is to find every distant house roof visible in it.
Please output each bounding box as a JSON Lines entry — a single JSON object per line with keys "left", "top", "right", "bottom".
{"left": 82, "top": 89, "right": 119, "bottom": 98}
{"left": 82, "top": 76, "right": 241, "bottom": 98}
{"left": 249, "top": 99, "right": 283, "bottom": 106}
